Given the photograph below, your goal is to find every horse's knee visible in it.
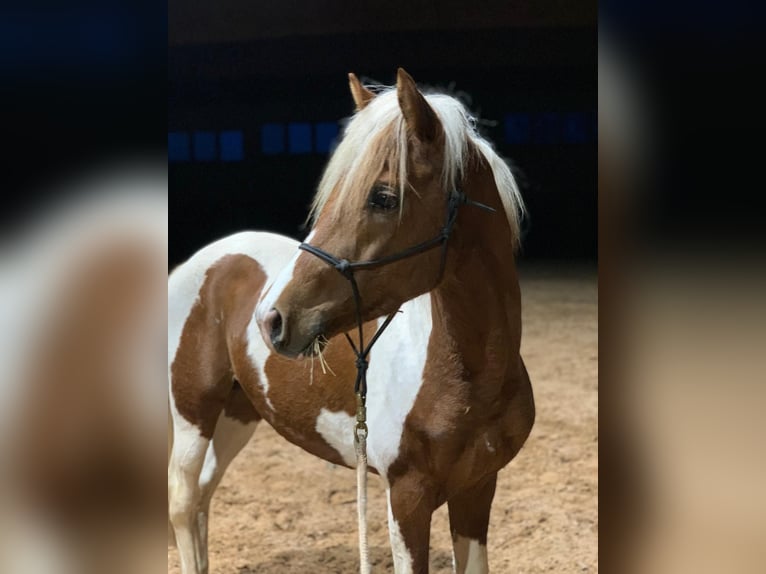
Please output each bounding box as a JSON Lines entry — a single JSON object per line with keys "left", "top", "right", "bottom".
{"left": 168, "top": 486, "right": 198, "bottom": 526}
{"left": 169, "top": 463, "right": 203, "bottom": 525}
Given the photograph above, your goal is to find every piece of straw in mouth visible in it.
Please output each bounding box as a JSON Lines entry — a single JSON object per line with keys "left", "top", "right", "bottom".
{"left": 314, "top": 335, "right": 335, "bottom": 376}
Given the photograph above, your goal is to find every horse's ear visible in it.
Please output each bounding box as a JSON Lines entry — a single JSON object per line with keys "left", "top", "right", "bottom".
{"left": 348, "top": 73, "right": 375, "bottom": 111}
{"left": 396, "top": 67, "right": 439, "bottom": 142}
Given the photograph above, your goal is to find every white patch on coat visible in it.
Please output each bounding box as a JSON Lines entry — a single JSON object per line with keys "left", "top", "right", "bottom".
{"left": 453, "top": 536, "right": 489, "bottom": 574}
{"left": 167, "top": 401, "right": 210, "bottom": 574}
{"left": 246, "top": 232, "right": 318, "bottom": 410}
{"left": 245, "top": 248, "right": 301, "bottom": 410}
{"left": 169, "top": 231, "right": 300, "bottom": 416}
{"left": 453, "top": 536, "right": 468, "bottom": 572}
{"left": 315, "top": 408, "right": 356, "bottom": 466}
{"left": 198, "top": 414, "right": 259, "bottom": 493}
{"left": 465, "top": 540, "right": 489, "bottom": 573}
{"left": 244, "top": 326, "right": 277, "bottom": 411}
{"left": 387, "top": 489, "right": 414, "bottom": 574}
{"left": 168, "top": 398, "right": 208, "bottom": 472}
{"left": 313, "top": 293, "right": 433, "bottom": 481}
{"left": 169, "top": 231, "right": 296, "bottom": 371}
{"left": 484, "top": 433, "right": 496, "bottom": 454}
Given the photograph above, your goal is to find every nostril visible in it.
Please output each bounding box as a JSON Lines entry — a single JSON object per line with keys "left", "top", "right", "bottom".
{"left": 266, "top": 308, "right": 284, "bottom": 346}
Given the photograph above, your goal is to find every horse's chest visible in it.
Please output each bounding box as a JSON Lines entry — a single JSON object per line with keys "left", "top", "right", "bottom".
{"left": 316, "top": 383, "right": 427, "bottom": 476}
{"left": 312, "top": 294, "right": 433, "bottom": 478}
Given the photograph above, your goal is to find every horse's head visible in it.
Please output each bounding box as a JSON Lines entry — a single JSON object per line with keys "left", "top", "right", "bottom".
{"left": 255, "top": 69, "right": 449, "bottom": 357}
{"left": 255, "top": 68, "right": 521, "bottom": 358}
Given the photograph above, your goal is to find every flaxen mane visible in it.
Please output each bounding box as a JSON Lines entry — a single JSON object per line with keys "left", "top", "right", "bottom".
{"left": 308, "top": 87, "right": 525, "bottom": 246}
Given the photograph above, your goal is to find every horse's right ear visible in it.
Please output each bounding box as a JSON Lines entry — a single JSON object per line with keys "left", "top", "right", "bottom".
{"left": 348, "top": 73, "right": 375, "bottom": 111}
{"left": 396, "top": 67, "right": 439, "bottom": 142}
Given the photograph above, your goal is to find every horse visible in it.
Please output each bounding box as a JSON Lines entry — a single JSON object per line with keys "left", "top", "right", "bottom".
{"left": 168, "top": 68, "right": 535, "bottom": 574}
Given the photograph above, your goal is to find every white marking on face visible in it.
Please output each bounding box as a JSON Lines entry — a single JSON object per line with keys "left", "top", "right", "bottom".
{"left": 387, "top": 489, "right": 414, "bottom": 574}
{"left": 484, "top": 432, "right": 496, "bottom": 454}
{"left": 312, "top": 294, "right": 433, "bottom": 480}
{"left": 245, "top": 235, "right": 303, "bottom": 411}
{"left": 254, "top": 230, "right": 315, "bottom": 325}
{"left": 453, "top": 536, "right": 489, "bottom": 574}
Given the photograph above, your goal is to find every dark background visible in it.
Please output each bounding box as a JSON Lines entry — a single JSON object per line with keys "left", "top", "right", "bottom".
{"left": 169, "top": 1, "right": 597, "bottom": 268}
{"left": 2, "top": 2, "right": 166, "bottom": 231}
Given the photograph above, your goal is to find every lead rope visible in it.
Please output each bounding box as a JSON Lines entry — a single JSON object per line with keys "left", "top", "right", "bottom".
{"left": 339, "top": 268, "right": 397, "bottom": 574}
{"left": 355, "top": 392, "right": 371, "bottom": 574}
{"left": 344, "top": 288, "right": 396, "bottom": 574}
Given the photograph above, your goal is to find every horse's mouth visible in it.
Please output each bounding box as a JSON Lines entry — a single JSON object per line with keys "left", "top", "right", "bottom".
{"left": 300, "top": 332, "right": 329, "bottom": 359}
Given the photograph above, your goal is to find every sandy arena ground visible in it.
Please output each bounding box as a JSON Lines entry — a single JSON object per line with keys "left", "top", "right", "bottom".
{"left": 169, "top": 268, "right": 598, "bottom": 573}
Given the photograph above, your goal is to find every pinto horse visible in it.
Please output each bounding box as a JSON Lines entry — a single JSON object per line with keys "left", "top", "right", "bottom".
{"left": 168, "top": 68, "right": 535, "bottom": 574}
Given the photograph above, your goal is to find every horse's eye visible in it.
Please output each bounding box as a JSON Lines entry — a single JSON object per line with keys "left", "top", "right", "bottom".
{"left": 369, "top": 186, "right": 399, "bottom": 212}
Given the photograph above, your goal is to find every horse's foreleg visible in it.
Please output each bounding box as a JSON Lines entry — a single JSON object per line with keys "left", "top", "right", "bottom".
{"left": 196, "top": 402, "right": 260, "bottom": 573}
{"left": 168, "top": 413, "right": 210, "bottom": 574}
{"left": 447, "top": 473, "right": 497, "bottom": 574}
{"left": 387, "top": 476, "right": 437, "bottom": 574}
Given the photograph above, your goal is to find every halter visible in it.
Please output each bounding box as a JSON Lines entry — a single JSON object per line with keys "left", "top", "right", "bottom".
{"left": 298, "top": 188, "right": 495, "bottom": 414}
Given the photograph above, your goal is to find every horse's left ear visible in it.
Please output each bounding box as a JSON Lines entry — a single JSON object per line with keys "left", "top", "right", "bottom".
{"left": 348, "top": 73, "right": 375, "bottom": 111}
{"left": 396, "top": 68, "right": 440, "bottom": 142}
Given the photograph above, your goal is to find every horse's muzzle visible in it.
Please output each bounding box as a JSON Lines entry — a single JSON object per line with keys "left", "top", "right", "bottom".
{"left": 259, "top": 305, "right": 324, "bottom": 359}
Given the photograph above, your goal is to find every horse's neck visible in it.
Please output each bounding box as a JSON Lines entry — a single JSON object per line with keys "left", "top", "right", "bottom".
{"left": 430, "top": 253, "right": 520, "bottom": 379}
{"left": 429, "top": 161, "right": 522, "bottom": 388}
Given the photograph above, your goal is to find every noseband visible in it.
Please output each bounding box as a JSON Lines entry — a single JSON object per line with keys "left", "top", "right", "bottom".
{"left": 298, "top": 188, "right": 495, "bottom": 431}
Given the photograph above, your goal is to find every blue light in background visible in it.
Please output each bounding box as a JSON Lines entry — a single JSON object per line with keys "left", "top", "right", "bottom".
{"left": 563, "top": 113, "right": 588, "bottom": 144}
{"left": 261, "top": 123, "right": 285, "bottom": 154}
{"left": 193, "top": 131, "right": 216, "bottom": 161}
{"left": 168, "top": 132, "right": 190, "bottom": 162}
{"left": 532, "top": 113, "right": 562, "bottom": 145}
{"left": 505, "top": 114, "right": 531, "bottom": 145}
{"left": 219, "top": 130, "right": 244, "bottom": 161}
{"left": 315, "top": 122, "right": 340, "bottom": 153}
{"left": 173, "top": 110, "right": 596, "bottom": 164}
{"left": 288, "top": 123, "right": 312, "bottom": 154}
